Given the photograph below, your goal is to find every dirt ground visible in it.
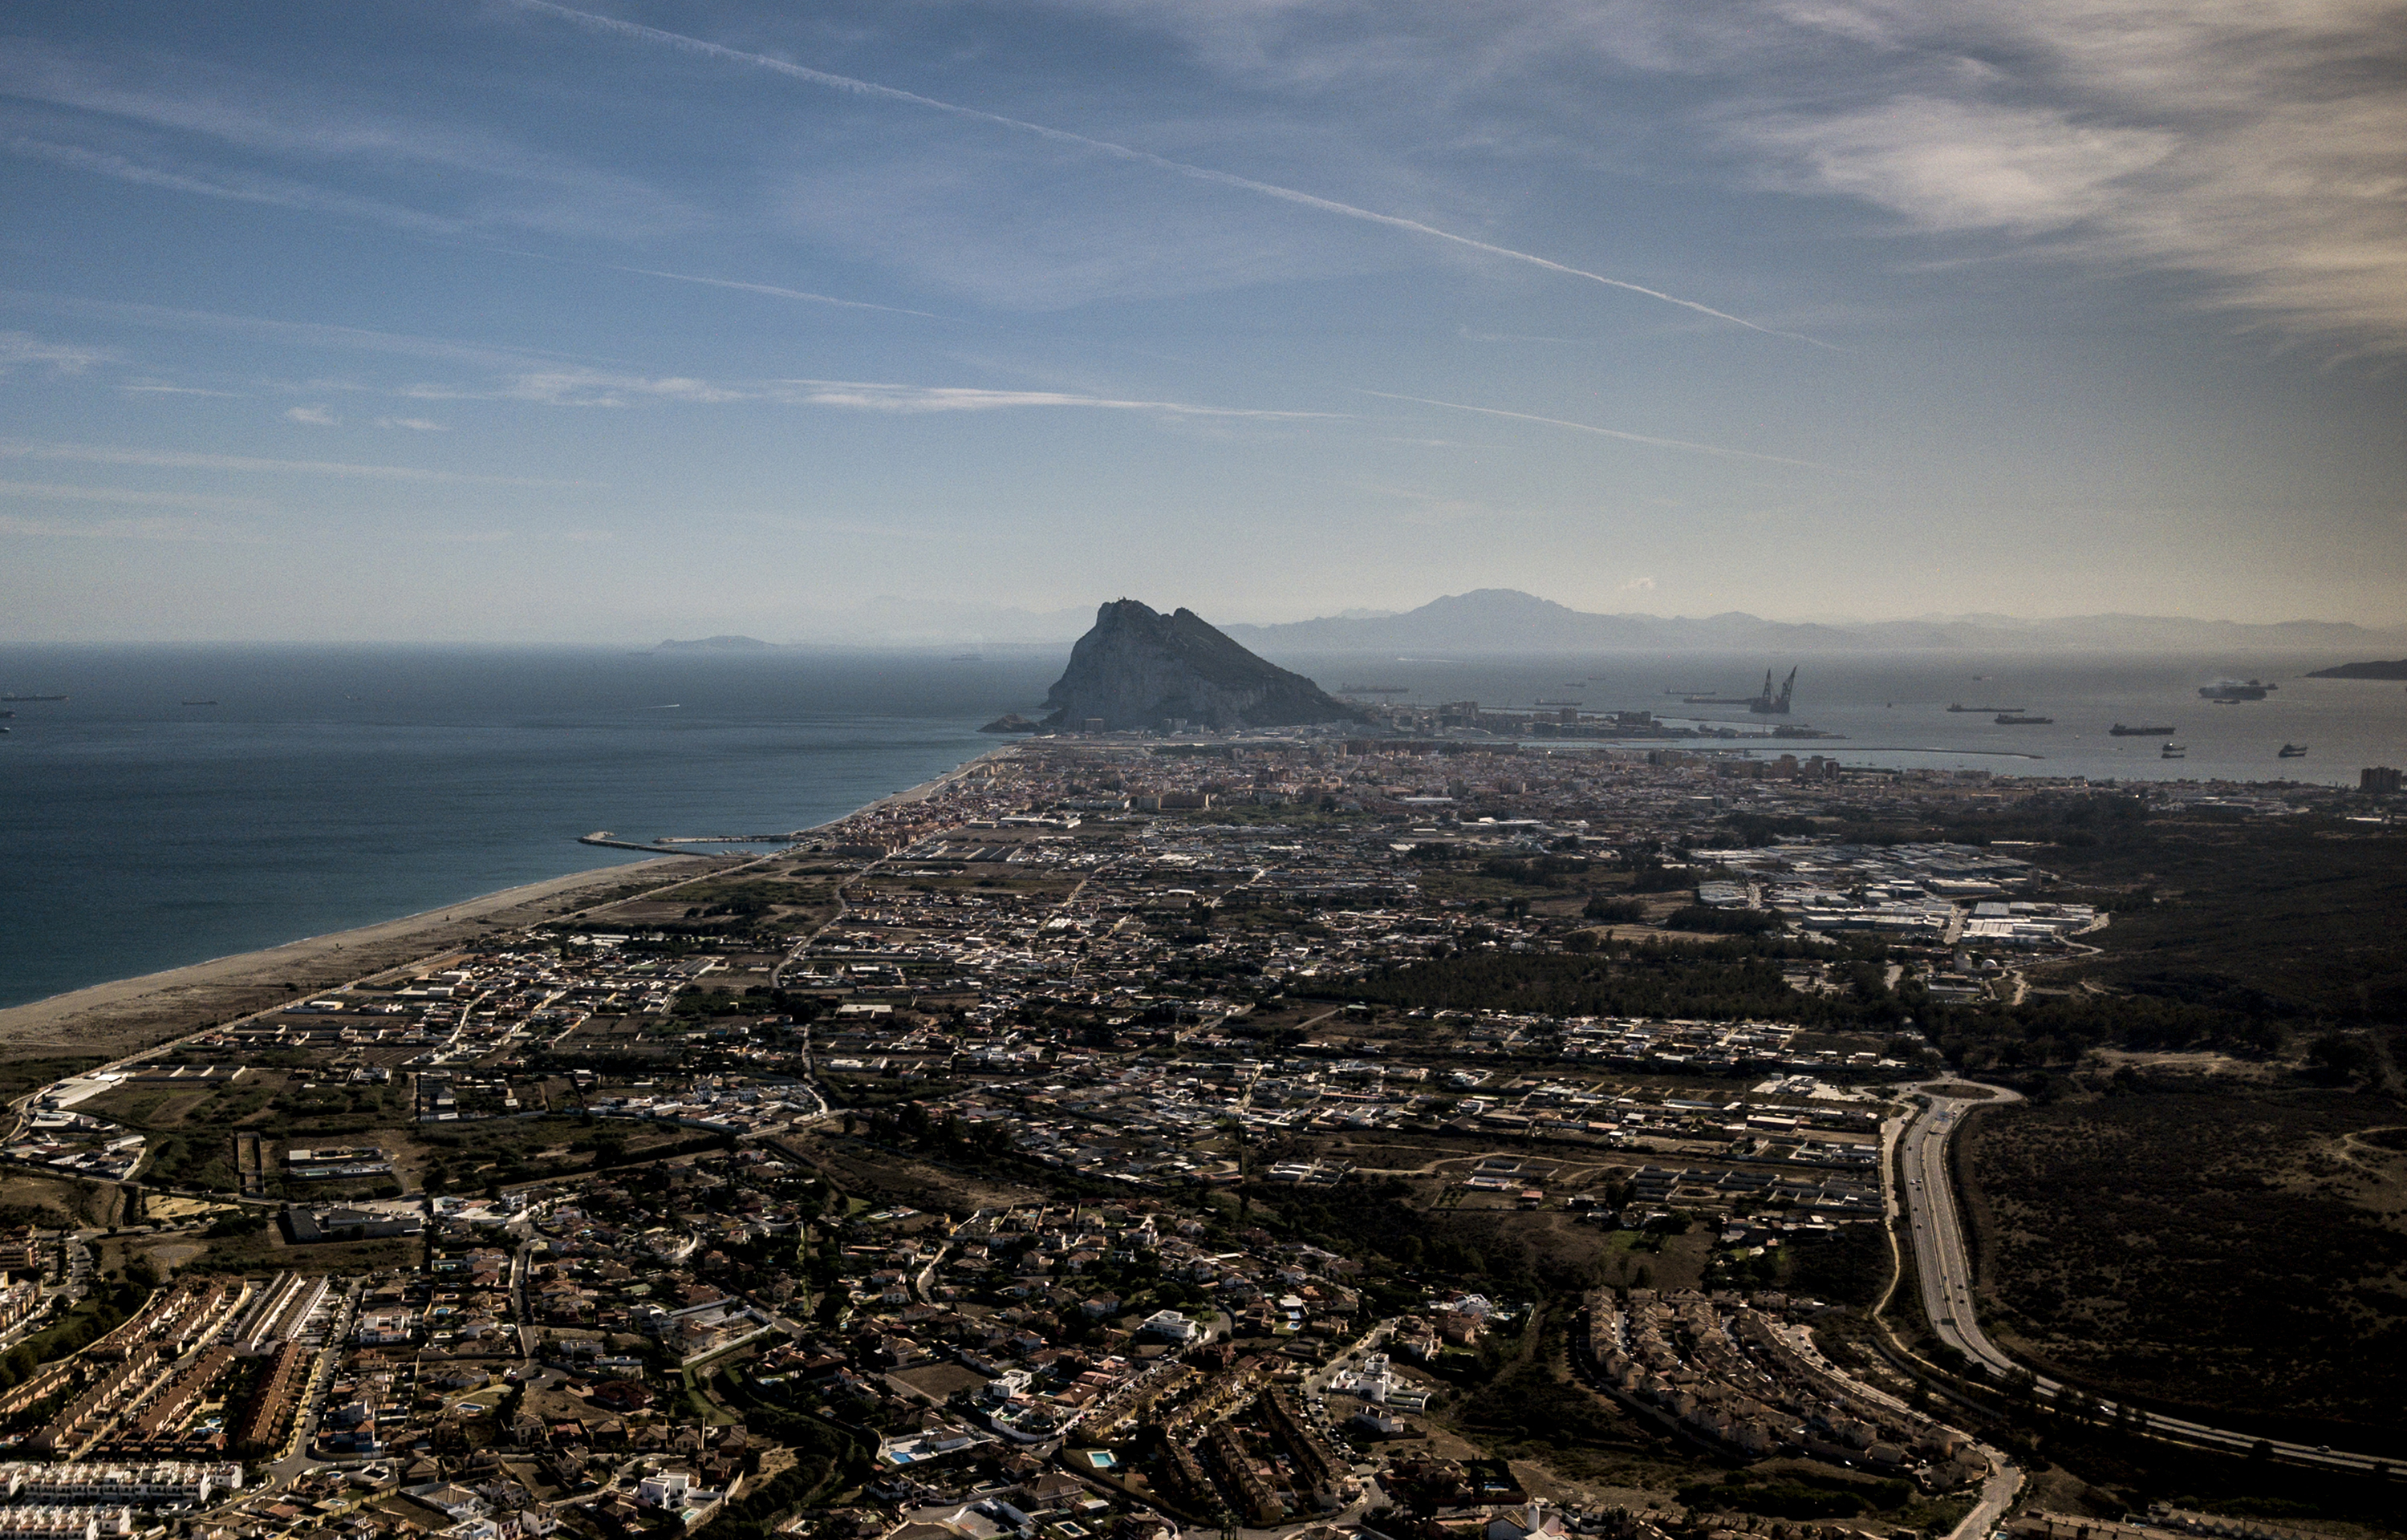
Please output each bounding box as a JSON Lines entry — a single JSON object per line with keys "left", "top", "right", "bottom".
{"left": 891, "top": 1361, "right": 986, "bottom": 1400}
{"left": 784, "top": 1133, "right": 1047, "bottom": 1217}
{"left": 0, "top": 1172, "right": 124, "bottom": 1228}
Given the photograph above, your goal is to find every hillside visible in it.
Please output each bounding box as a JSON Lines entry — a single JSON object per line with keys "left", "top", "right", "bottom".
{"left": 1042, "top": 600, "right": 1365, "bottom": 732}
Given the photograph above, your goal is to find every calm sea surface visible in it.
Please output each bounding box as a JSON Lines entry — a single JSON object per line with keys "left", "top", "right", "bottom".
{"left": 0, "top": 646, "right": 1061, "bottom": 1011}
{"left": 1267, "top": 649, "right": 2407, "bottom": 787}
{"left": 4, "top": 644, "right": 2401, "bottom": 1011}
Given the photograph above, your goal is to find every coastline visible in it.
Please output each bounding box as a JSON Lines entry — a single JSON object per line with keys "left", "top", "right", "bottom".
{"left": 0, "top": 743, "right": 1009, "bottom": 1069}
{"left": 0, "top": 854, "right": 718, "bottom": 1066}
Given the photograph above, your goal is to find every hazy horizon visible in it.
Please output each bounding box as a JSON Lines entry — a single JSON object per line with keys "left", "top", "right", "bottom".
{"left": 5, "top": 2, "right": 2405, "bottom": 641}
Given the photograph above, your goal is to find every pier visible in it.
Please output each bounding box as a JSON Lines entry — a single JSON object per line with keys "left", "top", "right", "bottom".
{"left": 578, "top": 831, "right": 798, "bottom": 854}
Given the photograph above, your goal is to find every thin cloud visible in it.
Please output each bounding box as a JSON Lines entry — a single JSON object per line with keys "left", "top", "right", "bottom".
{"left": 1687, "top": 0, "right": 2407, "bottom": 350}
{"left": 505, "top": 369, "right": 755, "bottom": 407}
{"left": 0, "top": 513, "right": 250, "bottom": 541}
{"left": 6, "top": 136, "right": 465, "bottom": 235}
{"left": 1360, "top": 389, "right": 1832, "bottom": 471}
{"left": 374, "top": 415, "right": 447, "bottom": 432}
{"left": 1457, "top": 326, "right": 1596, "bottom": 344}
{"left": 285, "top": 405, "right": 339, "bottom": 425}
{"left": 0, "top": 330, "right": 115, "bottom": 373}
{"left": 476, "top": 367, "right": 1335, "bottom": 419}
{"left": 509, "top": 0, "right": 1824, "bottom": 346}
{"left": 0, "top": 438, "right": 596, "bottom": 487}
{"left": 0, "top": 40, "right": 695, "bottom": 241}
{"left": 785, "top": 380, "right": 1338, "bottom": 418}
{"left": 1739, "top": 96, "right": 2179, "bottom": 236}
{"left": 0, "top": 288, "right": 580, "bottom": 370}
{"left": 494, "top": 249, "right": 961, "bottom": 324}
{"left": 0, "top": 478, "right": 268, "bottom": 513}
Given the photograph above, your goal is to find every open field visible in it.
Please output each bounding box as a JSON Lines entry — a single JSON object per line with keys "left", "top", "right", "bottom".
{"left": 0, "top": 1171, "right": 125, "bottom": 1229}
{"left": 2038, "top": 816, "right": 2407, "bottom": 1022}
{"left": 1960, "top": 1086, "right": 2407, "bottom": 1441}
{"left": 778, "top": 1132, "right": 1047, "bottom": 1218}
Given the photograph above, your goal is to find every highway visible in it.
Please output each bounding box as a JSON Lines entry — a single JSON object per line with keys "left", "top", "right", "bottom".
{"left": 1894, "top": 1082, "right": 2399, "bottom": 1477}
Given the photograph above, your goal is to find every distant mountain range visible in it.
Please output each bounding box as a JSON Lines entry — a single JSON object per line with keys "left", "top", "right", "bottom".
{"left": 2305, "top": 659, "right": 2407, "bottom": 679}
{"left": 656, "top": 589, "right": 2406, "bottom": 654}
{"left": 1220, "top": 590, "right": 2407, "bottom": 654}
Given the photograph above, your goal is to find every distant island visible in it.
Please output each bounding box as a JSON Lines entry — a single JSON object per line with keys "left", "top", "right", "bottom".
{"left": 656, "top": 634, "right": 776, "bottom": 652}
{"left": 2306, "top": 659, "right": 2407, "bottom": 679}
{"left": 1041, "top": 599, "right": 1366, "bottom": 732}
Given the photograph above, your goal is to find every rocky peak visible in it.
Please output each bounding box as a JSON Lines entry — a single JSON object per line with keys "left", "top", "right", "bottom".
{"left": 1041, "top": 600, "right": 1363, "bottom": 732}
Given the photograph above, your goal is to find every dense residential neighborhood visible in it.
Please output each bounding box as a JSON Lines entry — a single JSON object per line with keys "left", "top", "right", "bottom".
{"left": 0, "top": 736, "right": 2390, "bottom": 1540}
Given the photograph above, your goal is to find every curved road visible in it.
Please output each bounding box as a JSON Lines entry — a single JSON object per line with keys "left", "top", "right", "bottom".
{"left": 1894, "top": 1082, "right": 2399, "bottom": 1475}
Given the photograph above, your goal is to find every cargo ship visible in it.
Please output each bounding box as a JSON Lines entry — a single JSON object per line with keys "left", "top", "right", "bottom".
{"left": 2279, "top": 743, "right": 2309, "bottom": 758}
{"left": 0, "top": 694, "right": 67, "bottom": 702}
{"left": 2199, "top": 679, "right": 2277, "bottom": 700}
{"left": 2161, "top": 744, "right": 2186, "bottom": 759}
{"left": 2111, "top": 723, "right": 2175, "bottom": 736}
{"left": 1994, "top": 712, "right": 2055, "bottom": 725}
{"left": 1948, "top": 703, "right": 2022, "bottom": 713}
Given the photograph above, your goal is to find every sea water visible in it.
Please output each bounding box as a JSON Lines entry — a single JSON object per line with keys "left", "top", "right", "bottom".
{"left": 0, "top": 646, "right": 1061, "bottom": 1011}
{"left": 1268, "top": 649, "right": 2407, "bottom": 787}
{"left": 3, "top": 643, "right": 2401, "bottom": 1011}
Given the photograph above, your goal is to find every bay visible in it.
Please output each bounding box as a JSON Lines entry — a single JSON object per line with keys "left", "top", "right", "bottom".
{"left": 1266, "top": 648, "right": 2407, "bottom": 787}
{"left": 5, "top": 642, "right": 2401, "bottom": 1014}
{"left": 0, "top": 646, "right": 1061, "bottom": 1011}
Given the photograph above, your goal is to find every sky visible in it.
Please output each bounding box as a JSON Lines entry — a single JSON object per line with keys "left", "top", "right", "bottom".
{"left": 2, "top": 0, "right": 2405, "bottom": 642}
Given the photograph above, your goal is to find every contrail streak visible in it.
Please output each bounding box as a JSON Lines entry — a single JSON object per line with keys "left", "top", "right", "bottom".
{"left": 493, "top": 247, "right": 963, "bottom": 322}
{"left": 509, "top": 0, "right": 1826, "bottom": 346}
{"left": 0, "top": 439, "right": 596, "bottom": 486}
{"left": 1360, "top": 391, "right": 1832, "bottom": 471}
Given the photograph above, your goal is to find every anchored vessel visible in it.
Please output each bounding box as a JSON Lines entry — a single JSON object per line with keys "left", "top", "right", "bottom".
{"left": 1994, "top": 712, "right": 2055, "bottom": 725}
{"left": 2199, "top": 679, "right": 2277, "bottom": 700}
{"left": 2279, "top": 743, "right": 2310, "bottom": 758}
{"left": 2110, "top": 723, "right": 2176, "bottom": 736}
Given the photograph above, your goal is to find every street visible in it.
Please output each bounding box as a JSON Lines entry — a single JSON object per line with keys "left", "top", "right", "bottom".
{"left": 1890, "top": 1081, "right": 2398, "bottom": 1474}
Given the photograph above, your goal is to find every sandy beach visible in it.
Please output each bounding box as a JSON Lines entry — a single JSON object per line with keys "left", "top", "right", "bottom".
{"left": 0, "top": 741, "right": 1006, "bottom": 1071}
{"left": 0, "top": 855, "right": 722, "bottom": 1066}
